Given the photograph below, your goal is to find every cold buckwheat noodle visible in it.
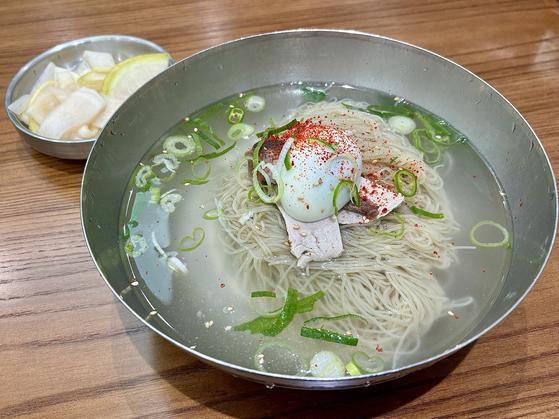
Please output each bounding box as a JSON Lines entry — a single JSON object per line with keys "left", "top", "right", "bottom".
{"left": 216, "top": 100, "right": 456, "bottom": 368}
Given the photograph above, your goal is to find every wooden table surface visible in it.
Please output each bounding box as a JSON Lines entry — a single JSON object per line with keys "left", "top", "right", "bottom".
{"left": 1, "top": 0, "right": 558, "bottom": 417}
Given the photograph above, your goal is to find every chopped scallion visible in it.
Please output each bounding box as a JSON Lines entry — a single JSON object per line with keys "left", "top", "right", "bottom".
{"left": 227, "top": 123, "right": 254, "bottom": 141}
{"left": 333, "top": 180, "right": 359, "bottom": 216}
{"left": 179, "top": 227, "right": 205, "bottom": 251}
{"left": 124, "top": 234, "right": 147, "bottom": 258}
{"left": 301, "top": 327, "right": 358, "bottom": 346}
{"left": 306, "top": 137, "right": 338, "bottom": 152}
{"left": 253, "top": 341, "right": 308, "bottom": 376}
{"left": 256, "top": 119, "right": 297, "bottom": 139}
{"left": 191, "top": 142, "right": 236, "bottom": 164}
{"left": 227, "top": 107, "right": 245, "bottom": 124}
{"left": 190, "top": 159, "right": 211, "bottom": 181}
{"left": 261, "top": 288, "right": 298, "bottom": 337}
{"left": 394, "top": 169, "right": 417, "bottom": 197}
{"left": 303, "top": 313, "right": 368, "bottom": 326}
{"left": 411, "top": 206, "right": 444, "bottom": 219}
{"left": 202, "top": 208, "right": 223, "bottom": 220}
{"left": 369, "top": 213, "right": 405, "bottom": 237}
{"left": 160, "top": 192, "right": 182, "bottom": 213}
{"left": 246, "top": 95, "right": 266, "bottom": 112}
{"left": 135, "top": 165, "right": 153, "bottom": 188}
{"left": 179, "top": 179, "right": 209, "bottom": 185}
{"left": 251, "top": 291, "right": 276, "bottom": 298}
{"left": 352, "top": 351, "right": 385, "bottom": 374}
{"left": 469, "top": 220, "right": 510, "bottom": 248}
{"left": 301, "top": 87, "right": 326, "bottom": 103}
{"left": 195, "top": 128, "right": 220, "bottom": 149}
{"left": 164, "top": 135, "right": 196, "bottom": 159}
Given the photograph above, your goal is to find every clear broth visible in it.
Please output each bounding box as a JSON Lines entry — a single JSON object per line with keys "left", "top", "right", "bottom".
{"left": 119, "top": 83, "right": 512, "bottom": 374}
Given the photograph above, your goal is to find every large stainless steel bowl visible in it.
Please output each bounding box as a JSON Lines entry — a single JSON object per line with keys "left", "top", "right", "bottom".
{"left": 81, "top": 30, "right": 558, "bottom": 390}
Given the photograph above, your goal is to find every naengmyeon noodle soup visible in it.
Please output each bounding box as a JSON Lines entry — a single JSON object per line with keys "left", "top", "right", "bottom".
{"left": 119, "top": 83, "right": 512, "bottom": 377}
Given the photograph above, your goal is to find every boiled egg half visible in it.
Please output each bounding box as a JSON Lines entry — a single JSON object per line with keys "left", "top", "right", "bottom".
{"left": 277, "top": 124, "right": 362, "bottom": 222}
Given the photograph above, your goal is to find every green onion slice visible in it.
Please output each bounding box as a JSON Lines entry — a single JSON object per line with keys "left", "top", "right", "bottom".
{"left": 309, "top": 351, "right": 345, "bottom": 378}
{"left": 248, "top": 187, "right": 263, "bottom": 204}
{"left": 301, "top": 87, "right": 327, "bottom": 103}
{"left": 253, "top": 341, "right": 308, "bottom": 376}
{"left": 179, "top": 227, "right": 205, "bottom": 251}
{"left": 195, "top": 128, "right": 220, "bottom": 149}
{"left": 202, "top": 208, "right": 223, "bottom": 220}
{"left": 388, "top": 115, "right": 416, "bottom": 135}
{"left": 197, "top": 120, "right": 226, "bottom": 145}
{"left": 412, "top": 129, "right": 442, "bottom": 164}
{"left": 152, "top": 153, "right": 179, "bottom": 171}
{"left": 252, "top": 137, "right": 266, "bottom": 169}
{"left": 416, "top": 111, "right": 451, "bottom": 138}
{"left": 235, "top": 289, "right": 325, "bottom": 334}
{"left": 149, "top": 187, "right": 161, "bottom": 204}
{"left": 234, "top": 315, "right": 277, "bottom": 334}
{"left": 284, "top": 150, "right": 292, "bottom": 171}
{"left": 183, "top": 102, "right": 223, "bottom": 127}
{"left": 369, "top": 213, "right": 405, "bottom": 237}
{"left": 135, "top": 165, "right": 153, "bottom": 188}
{"left": 160, "top": 192, "right": 182, "bottom": 213}
{"left": 303, "top": 313, "right": 368, "bottom": 326}
{"left": 261, "top": 288, "right": 299, "bottom": 337}
{"left": 301, "top": 327, "right": 358, "bottom": 346}
{"left": 234, "top": 156, "right": 252, "bottom": 191}
{"left": 368, "top": 105, "right": 414, "bottom": 118}
{"left": 342, "top": 103, "right": 414, "bottom": 118}
{"left": 411, "top": 206, "right": 444, "bottom": 219}
{"left": 188, "top": 133, "right": 204, "bottom": 157}
{"left": 352, "top": 351, "right": 385, "bottom": 374}
{"left": 246, "top": 95, "right": 266, "bottom": 112}
{"left": 124, "top": 234, "right": 147, "bottom": 258}
{"left": 190, "top": 160, "right": 211, "bottom": 181}
{"left": 333, "top": 180, "right": 360, "bottom": 216}
{"left": 227, "top": 123, "right": 255, "bottom": 141}
{"left": 394, "top": 169, "right": 417, "bottom": 197}
{"left": 164, "top": 135, "right": 196, "bottom": 159}
{"left": 256, "top": 119, "right": 297, "bottom": 139}
{"left": 306, "top": 137, "right": 338, "bottom": 152}
{"left": 251, "top": 291, "right": 276, "bottom": 298}
{"left": 345, "top": 361, "right": 361, "bottom": 376}
{"left": 180, "top": 179, "right": 209, "bottom": 185}
{"left": 469, "top": 220, "right": 510, "bottom": 248}
{"left": 191, "top": 142, "right": 236, "bottom": 164}
{"left": 252, "top": 162, "right": 283, "bottom": 204}
{"left": 227, "top": 107, "right": 245, "bottom": 124}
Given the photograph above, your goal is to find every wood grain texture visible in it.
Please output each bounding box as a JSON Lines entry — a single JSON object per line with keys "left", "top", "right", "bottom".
{"left": 1, "top": 0, "right": 557, "bottom": 417}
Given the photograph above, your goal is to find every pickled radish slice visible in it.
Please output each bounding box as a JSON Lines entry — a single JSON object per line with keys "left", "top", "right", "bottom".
{"left": 38, "top": 87, "right": 105, "bottom": 139}
{"left": 82, "top": 51, "right": 115, "bottom": 73}
{"left": 27, "top": 85, "right": 70, "bottom": 124}
{"left": 77, "top": 71, "right": 107, "bottom": 91}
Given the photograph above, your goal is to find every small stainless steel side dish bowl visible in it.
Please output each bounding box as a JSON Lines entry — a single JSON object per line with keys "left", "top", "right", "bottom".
{"left": 4, "top": 35, "right": 174, "bottom": 160}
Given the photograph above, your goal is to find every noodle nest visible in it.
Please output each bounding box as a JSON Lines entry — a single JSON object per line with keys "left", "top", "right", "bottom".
{"left": 217, "top": 100, "right": 456, "bottom": 365}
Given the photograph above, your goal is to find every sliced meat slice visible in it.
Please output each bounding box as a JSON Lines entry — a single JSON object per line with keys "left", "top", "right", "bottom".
{"left": 337, "top": 209, "right": 366, "bottom": 225}
{"left": 277, "top": 204, "right": 343, "bottom": 268}
{"left": 343, "top": 176, "right": 404, "bottom": 220}
{"left": 245, "top": 136, "right": 286, "bottom": 182}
